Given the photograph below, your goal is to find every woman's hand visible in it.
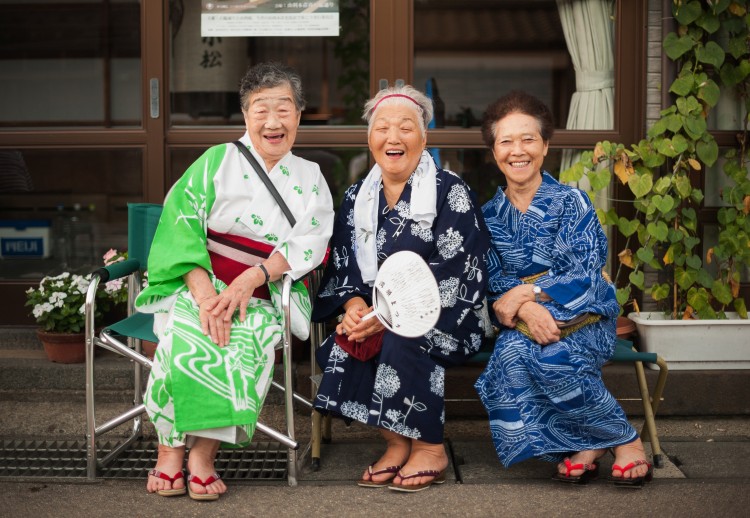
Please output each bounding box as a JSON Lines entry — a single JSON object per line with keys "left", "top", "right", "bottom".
{"left": 197, "top": 295, "right": 232, "bottom": 347}
{"left": 517, "top": 301, "right": 560, "bottom": 345}
{"left": 336, "top": 297, "right": 385, "bottom": 342}
{"left": 493, "top": 284, "right": 549, "bottom": 328}
{"left": 208, "top": 267, "right": 265, "bottom": 324}
{"left": 493, "top": 284, "right": 531, "bottom": 327}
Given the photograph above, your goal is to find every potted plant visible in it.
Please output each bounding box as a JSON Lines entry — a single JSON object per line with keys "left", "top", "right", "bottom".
{"left": 562, "top": 1, "right": 750, "bottom": 369}
{"left": 25, "top": 249, "right": 129, "bottom": 363}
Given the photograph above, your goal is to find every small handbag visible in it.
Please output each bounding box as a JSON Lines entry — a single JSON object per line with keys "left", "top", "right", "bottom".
{"left": 334, "top": 329, "right": 385, "bottom": 362}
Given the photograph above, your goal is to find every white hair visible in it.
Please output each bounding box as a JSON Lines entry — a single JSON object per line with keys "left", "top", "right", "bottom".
{"left": 362, "top": 85, "right": 434, "bottom": 137}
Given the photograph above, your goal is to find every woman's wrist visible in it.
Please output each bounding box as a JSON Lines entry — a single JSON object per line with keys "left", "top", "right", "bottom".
{"left": 256, "top": 263, "right": 270, "bottom": 284}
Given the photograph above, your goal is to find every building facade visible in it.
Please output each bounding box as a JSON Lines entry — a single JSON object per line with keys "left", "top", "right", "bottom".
{"left": 0, "top": 0, "right": 746, "bottom": 325}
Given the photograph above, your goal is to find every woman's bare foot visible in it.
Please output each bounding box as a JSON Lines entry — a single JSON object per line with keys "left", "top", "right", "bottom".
{"left": 361, "top": 430, "right": 411, "bottom": 484}
{"left": 186, "top": 437, "right": 227, "bottom": 497}
{"left": 556, "top": 448, "right": 607, "bottom": 478}
{"left": 146, "top": 444, "right": 186, "bottom": 494}
{"left": 391, "top": 439, "right": 449, "bottom": 487}
{"left": 612, "top": 438, "right": 650, "bottom": 479}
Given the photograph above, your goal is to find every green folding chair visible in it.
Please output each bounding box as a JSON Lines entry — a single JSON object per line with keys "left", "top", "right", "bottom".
{"left": 609, "top": 337, "right": 669, "bottom": 467}
{"left": 84, "top": 203, "right": 313, "bottom": 485}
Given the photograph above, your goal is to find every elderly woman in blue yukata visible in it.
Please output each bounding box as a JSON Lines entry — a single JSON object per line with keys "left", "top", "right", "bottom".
{"left": 474, "top": 90, "right": 653, "bottom": 487}
{"left": 312, "top": 85, "right": 491, "bottom": 493}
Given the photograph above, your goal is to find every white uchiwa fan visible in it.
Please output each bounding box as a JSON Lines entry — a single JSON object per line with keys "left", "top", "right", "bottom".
{"left": 361, "top": 250, "right": 441, "bottom": 337}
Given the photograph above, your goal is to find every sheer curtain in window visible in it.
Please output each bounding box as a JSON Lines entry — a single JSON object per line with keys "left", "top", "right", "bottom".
{"left": 557, "top": 0, "right": 615, "bottom": 173}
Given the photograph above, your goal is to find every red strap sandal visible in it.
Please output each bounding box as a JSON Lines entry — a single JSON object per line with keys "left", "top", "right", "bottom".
{"left": 552, "top": 458, "right": 600, "bottom": 484}
{"left": 609, "top": 459, "right": 654, "bottom": 487}
{"left": 148, "top": 468, "right": 186, "bottom": 497}
{"left": 187, "top": 472, "right": 222, "bottom": 501}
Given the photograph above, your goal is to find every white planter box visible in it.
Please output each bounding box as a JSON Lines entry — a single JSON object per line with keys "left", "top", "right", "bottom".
{"left": 628, "top": 312, "right": 750, "bottom": 370}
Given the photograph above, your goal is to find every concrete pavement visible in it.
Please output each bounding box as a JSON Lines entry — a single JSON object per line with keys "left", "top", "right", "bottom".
{"left": 1, "top": 326, "right": 749, "bottom": 517}
{"left": 1, "top": 396, "right": 749, "bottom": 517}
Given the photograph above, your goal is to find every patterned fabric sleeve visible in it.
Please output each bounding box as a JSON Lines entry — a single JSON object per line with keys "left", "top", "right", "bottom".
{"left": 312, "top": 183, "right": 370, "bottom": 322}
{"left": 427, "top": 175, "right": 490, "bottom": 333}
{"left": 273, "top": 161, "right": 335, "bottom": 280}
{"left": 532, "top": 189, "right": 615, "bottom": 315}
{"left": 135, "top": 145, "right": 222, "bottom": 310}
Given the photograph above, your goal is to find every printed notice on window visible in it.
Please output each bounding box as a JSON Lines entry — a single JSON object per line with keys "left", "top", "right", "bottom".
{"left": 202, "top": 1, "right": 339, "bottom": 37}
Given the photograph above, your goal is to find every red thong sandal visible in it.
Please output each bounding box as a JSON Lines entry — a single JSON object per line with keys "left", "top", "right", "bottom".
{"left": 357, "top": 464, "right": 402, "bottom": 488}
{"left": 552, "top": 458, "right": 600, "bottom": 485}
{"left": 388, "top": 469, "right": 446, "bottom": 493}
{"left": 187, "top": 472, "right": 222, "bottom": 501}
{"left": 148, "top": 469, "right": 186, "bottom": 497}
{"left": 609, "top": 460, "right": 654, "bottom": 488}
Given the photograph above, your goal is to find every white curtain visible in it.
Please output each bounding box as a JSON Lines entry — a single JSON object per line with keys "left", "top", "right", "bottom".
{"left": 557, "top": 0, "right": 616, "bottom": 173}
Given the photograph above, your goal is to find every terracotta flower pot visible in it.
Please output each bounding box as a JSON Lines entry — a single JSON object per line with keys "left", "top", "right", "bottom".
{"left": 141, "top": 340, "right": 158, "bottom": 359}
{"left": 36, "top": 329, "right": 86, "bottom": 364}
{"left": 616, "top": 315, "right": 636, "bottom": 339}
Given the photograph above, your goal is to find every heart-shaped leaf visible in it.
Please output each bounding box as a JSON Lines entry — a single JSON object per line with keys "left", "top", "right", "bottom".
{"left": 617, "top": 217, "right": 640, "bottom": 237}
{"left": 647, "top": 221, "right": 669, "bottom": 242}
{"left": 696, "top": 139, "right": 719, "bottom": 166}
{"left": 712, "top": 280, "right": 734, "bottom": 305}
{"left": 673, "top": 0, "right": 702, "bottom": 25}
{"left": 686, "top": 254, "right": 702, "bottom": 270}
{"left": 629, "top": 270, "right": 645, "bottom": 290}
{"left": 636, "top": 247, "right": 655, "bottom": 263}
{"left": 695, "top": 41, "right": 725, "bottom": 68}
{"left": 628, "top": 173, "right": 653, "bottom": 198}
{"left": 652, "top": 194, "right": 675, "bottom": 214}
{"left": 663, "top": 32, "right": 696, "bottom": 60}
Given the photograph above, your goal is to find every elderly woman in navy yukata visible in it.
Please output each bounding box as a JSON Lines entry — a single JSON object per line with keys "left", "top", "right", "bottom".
{"left": 475, "top": 90, "right": 653, "bottom": 487}
{"left": 312, "top": 85, "right": 491, "bottom": 493}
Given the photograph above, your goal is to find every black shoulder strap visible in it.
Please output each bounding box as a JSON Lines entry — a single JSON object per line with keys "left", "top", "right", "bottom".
{"left": 233, "top": 141, "right": 297, "bottom": 227}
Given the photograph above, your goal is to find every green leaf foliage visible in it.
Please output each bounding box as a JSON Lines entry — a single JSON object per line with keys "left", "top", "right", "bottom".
{"left": 568, "top": 5, "right": 749, "bottom": 320}
{"left": 663, "top": 32, "right": 696, "bottom": 60}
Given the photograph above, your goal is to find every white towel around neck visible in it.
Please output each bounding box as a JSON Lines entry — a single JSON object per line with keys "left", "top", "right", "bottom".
{"left": 353, "top": 150, "right": 437, "bottom": 285}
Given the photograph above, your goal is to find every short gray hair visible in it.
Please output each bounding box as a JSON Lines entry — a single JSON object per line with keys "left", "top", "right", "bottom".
{"left": 362, "top": 85, "right": 434, "bottom": 137}
{"left": 239, "top": 62, "right": 306, "bottom": 112}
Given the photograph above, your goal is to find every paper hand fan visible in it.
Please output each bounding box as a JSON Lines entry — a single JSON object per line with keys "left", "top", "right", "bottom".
{"left": 361, "top": 250, "right": 441, "bottom": 337}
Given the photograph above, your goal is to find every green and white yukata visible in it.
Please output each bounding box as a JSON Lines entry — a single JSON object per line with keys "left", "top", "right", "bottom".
{"left": 135, "top": 133, "right": 334, "bottom": 448}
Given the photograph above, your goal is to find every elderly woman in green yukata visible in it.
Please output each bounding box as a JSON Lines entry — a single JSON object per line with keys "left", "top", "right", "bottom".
{"left": 137, "top": 62, "right": 333, "bottom": 501}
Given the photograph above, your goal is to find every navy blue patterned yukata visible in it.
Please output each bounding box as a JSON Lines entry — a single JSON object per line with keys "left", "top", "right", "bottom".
{"left": 475, "top": 172, "right": 638, "bottom": 467}
{"left": 313, "top": 167, "right": 490, "bottom": 444}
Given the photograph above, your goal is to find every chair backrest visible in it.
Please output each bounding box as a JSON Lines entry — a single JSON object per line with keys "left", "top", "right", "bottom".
{"left": 127, "top": 203, "right": 162, "bottom": 270}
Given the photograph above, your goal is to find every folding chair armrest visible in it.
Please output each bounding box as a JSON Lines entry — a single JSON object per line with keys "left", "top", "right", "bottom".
{"left": 94, "top": 258, "right": 141, "bottom": 282}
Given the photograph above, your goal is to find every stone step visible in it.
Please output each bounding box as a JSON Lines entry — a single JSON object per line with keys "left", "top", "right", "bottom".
{"left": 3, "top": 328, "right": 749, "bottom": 416}
{"left": 0, "top": 326, "right": 41, "bottom": 350}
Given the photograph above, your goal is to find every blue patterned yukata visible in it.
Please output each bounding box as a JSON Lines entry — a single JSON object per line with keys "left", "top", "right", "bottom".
{"left": 475, "top": 172, "right": 637, "bottom": 467}
{"left": 313, "top": 166, "right": 490, "bottom": 444}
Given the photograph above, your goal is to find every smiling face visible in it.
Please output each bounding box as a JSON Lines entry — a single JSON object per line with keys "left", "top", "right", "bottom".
{"left": 368, "top": 104, "right": 427, "bottom": 181}
{"left": 242, "top": 83, "right": 301, "bottom": 170}
{"left": 491, "top": 111, "right": 549, "bottom": 189}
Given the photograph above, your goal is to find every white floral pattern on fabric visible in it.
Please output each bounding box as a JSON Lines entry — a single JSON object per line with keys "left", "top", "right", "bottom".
{"left": 374, "top": 363, "right": 401, "bottom": 398}
{"left": 341, "top": 401, "right": 369, "bottom": 422}
{"left": 437, "top": 227, "right": 464, "bottom": 259}
{"left": 410, "top": 222, "right": 434, "bottom": 242}
{"left": 447, "top": 184, "right": 471, "bottom": 213}
{"left": 439, "top": 277, "right": 459, "bottom": 308}
{"left": 430, "top": 365, "right": 445, "bottom": 396}
{"left": 376, "top": 227, "right": 387, "bottom": 253}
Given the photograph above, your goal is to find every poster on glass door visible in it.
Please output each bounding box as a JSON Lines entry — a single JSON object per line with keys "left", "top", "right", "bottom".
{"left": 201, "top": 1, "right": 339, "bottom": 37}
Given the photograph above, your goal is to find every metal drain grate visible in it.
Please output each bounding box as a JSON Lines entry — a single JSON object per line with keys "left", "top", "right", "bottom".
{"left": 0, "top": 439, "right": 288, "bottom": 480}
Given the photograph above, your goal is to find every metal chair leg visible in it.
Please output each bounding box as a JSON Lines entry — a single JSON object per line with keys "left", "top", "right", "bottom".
{"left": 634, "top": 360, "right": 664, "bottom": 468}
{"left": 311, "top": 409, "right": 322, "bottom": 471}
